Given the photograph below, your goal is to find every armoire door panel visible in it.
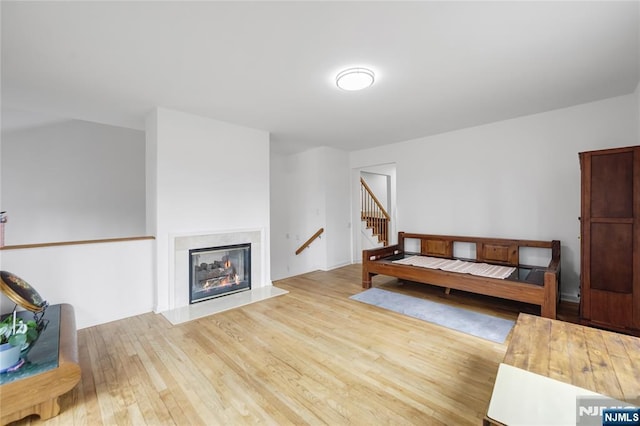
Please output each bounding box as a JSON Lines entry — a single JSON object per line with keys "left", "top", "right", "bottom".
{"left": 579, "top": 145, "right": 639, "bottom": 335}
{"left": 587, "top": 290, "right": 634, "bottom": 328}
{"left": 589, "top": 222, "right": 633, "bottom": 293}
{"left": 590, "top": 151, "right": 634, "bottom": 218}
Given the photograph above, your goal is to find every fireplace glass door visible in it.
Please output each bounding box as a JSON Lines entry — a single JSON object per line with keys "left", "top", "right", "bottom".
{"left": 189, "top": 243, "right": 251, "bottom": 303}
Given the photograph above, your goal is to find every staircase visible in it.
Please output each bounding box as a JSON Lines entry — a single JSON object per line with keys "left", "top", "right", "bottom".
{"left": 360, "top": 177, "right": 390, "bottom": 246}
{"left": 361, "top": 221, "right": 384, "bottom": 249}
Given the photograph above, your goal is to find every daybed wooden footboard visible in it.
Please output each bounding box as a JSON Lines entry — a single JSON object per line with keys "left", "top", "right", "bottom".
{"left": 362, "top": 232, "right": 561, "bottom": 319}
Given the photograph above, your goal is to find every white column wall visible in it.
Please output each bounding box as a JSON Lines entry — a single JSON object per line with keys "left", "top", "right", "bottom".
{"left": 350, "top": 94, "right": 638, "bottom": 301}
{"left": 322, "top": 147, "right": 351, "bottom": 270}
{"left": 146, "top": 108, "right": 270, "bottom": 312}
{"left": 269, "top": 152, "right": 289, "bottom": 280}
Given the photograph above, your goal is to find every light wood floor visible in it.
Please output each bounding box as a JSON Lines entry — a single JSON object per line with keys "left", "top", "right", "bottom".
{"left": 9, "top": 264, "right": 575, "bottom": 425}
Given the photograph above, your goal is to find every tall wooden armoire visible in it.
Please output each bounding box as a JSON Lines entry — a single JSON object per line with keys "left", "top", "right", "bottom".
{"left": 579, "top": 145, "right": 640, "bottom": 336}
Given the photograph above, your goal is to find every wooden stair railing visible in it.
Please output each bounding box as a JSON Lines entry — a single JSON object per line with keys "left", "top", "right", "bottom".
{"left": 360, "top": 178, "right": 390, "bottom": 246}
{"left": 295, "top": 228, "right": 324, "bottom": 255}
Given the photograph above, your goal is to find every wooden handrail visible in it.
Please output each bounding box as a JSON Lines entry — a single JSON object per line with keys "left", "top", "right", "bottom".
{"left": 360, "top": 178, "right": 390, "bottom": 220}
{"left": 0, "top": 235, "right": 155, "bottom": 251}
{"left": 295, "top": 228, "right": 324, "bottom": 255}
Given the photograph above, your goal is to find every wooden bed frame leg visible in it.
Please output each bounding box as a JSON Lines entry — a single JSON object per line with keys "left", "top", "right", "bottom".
{"left": 362, "top": 271, "right": 373, "bottom": 289}
{"left": 541, "top": 271, "right": 558, "bottom": 319}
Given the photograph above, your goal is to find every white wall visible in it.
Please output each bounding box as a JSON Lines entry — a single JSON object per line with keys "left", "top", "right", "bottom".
{"left": 0, "top": 239, "right": 154, "bottom": 329}
{"left": 270, "top": 146, "right": 350, "bottom": 281}
{"left": 1, "top": 118, "right": 3, "bottom": 280}
{"left": 350, "top": 94, "right": 638, "bottom": 301}
{"left": 1, "top": 120, "right": 146, "bottom": 245}
{"left": 1, "top": 108, "right": 271, "bottom": 326}
{"left": 269, "top": 152, "right": 290, "bottom": 279}
{"left": 147, "top": 108, "right": 271, "bottom": 312}
{"left": 636, "top": 82, "right": 640, "bottom": 140}
{"left": 322, "top": 147, "right": 352, "bottom": 271}
{"left": 0, "top": 118, "right": 151, "bottom": 329}
{"left": 270, "top": 148, "right": 325, "bottom": 280}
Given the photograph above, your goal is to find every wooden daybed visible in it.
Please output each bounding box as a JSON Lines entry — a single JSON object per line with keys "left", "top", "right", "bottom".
{"left": 362, "top": 232, "right": 561, "bottom": 319}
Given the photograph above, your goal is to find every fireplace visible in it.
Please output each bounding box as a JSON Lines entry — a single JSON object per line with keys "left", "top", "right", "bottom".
{"left": 189, "top": 243, "right": 251, "bottom": 304}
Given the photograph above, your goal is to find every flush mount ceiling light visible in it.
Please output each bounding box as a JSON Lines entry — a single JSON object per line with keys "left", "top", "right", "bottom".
{"left": 336, "top": 67, "right": 375, "bottom": 91}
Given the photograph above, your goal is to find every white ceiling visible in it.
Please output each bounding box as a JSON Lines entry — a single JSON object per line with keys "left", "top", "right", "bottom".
{"left": 2, "top": 1, "right": 639, "bottom": 154}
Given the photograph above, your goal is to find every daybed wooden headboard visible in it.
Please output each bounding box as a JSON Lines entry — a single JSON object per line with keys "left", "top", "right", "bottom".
{"left": 398, "top": 232, "right": 560, "bottom": 267}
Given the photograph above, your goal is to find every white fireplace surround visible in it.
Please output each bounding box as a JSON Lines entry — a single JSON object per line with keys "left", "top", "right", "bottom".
{"left": 170, "top": 229, "right": 268, "bottom": 310}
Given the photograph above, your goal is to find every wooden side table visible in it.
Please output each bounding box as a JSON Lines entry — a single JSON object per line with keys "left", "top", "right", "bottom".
{"left": 0, "top": 304, "right": 81, "bottom": 425}
{"left": 484, "top": 313, "right": 640, "bottom": 425}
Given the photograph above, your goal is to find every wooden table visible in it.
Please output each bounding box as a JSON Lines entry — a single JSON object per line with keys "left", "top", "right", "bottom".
{"left": 0, "top": 304, "right": 81, "bottom": 425}
{"left": 485, "top": 313, "right": 640, "bottom": 425}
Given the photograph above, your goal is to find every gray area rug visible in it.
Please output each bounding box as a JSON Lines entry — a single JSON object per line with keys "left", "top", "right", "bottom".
{"left": 350, "top": 288, "right": 514, "bottom": 343}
